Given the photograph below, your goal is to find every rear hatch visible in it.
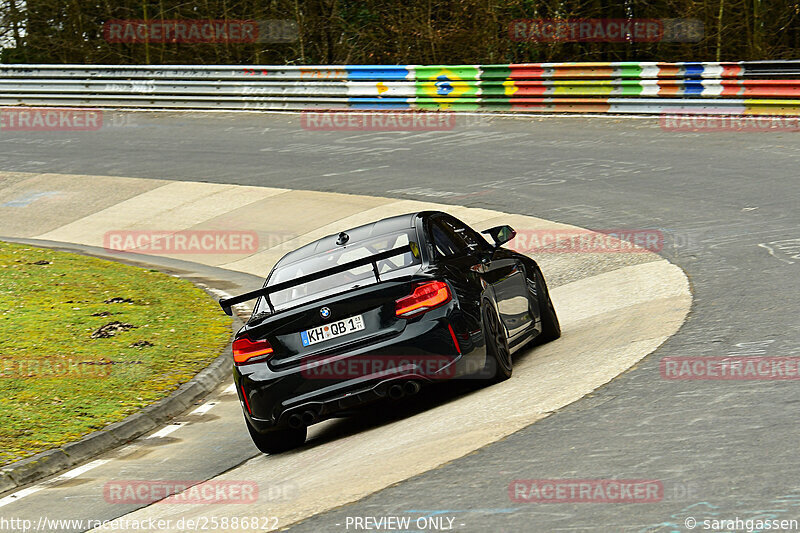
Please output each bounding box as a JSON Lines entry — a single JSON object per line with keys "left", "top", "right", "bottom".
{"left": 246, "top": 227, "right": 425, "bottom": 370}
{"left": 252, "top": 273, "right": 423, "bottom": 370}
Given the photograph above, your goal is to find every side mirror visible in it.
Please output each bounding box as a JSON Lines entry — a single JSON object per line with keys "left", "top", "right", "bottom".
{"left": 481, "top": 225, "right": 516, "bottom": 247}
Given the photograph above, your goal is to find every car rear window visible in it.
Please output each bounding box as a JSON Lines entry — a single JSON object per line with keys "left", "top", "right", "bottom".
{"left": 262, "top": 230, "right": 421, "bottom": 310}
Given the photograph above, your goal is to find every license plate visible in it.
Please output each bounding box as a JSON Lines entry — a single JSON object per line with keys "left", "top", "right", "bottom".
{"left": 300, "top": 314, "right": 365, "bottom": 347}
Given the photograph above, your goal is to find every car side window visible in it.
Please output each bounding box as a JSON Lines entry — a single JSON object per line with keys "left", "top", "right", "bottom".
{"left": 430, "top": 218, "right": 469, "bottom": 258}
{"left": 442, "top": 216, "right": 489, "bottom": 253}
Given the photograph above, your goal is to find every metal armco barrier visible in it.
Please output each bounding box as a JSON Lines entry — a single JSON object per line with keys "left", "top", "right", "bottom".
{"left": 1, "top": 61, "right": 799, "bottom": 115}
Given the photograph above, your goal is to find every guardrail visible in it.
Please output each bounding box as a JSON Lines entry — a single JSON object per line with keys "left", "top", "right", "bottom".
{"left": 1, "top": 61, "right": 799, "bottom": 115}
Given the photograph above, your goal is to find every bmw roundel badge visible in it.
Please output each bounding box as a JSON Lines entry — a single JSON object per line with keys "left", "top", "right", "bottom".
{"left": 319, "top": 307, "right": 331, "bottom": 319}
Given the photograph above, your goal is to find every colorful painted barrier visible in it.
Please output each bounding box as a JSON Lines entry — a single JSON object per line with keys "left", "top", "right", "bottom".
{"left": 1, "top": 61, "right": 798, "bottom": 115}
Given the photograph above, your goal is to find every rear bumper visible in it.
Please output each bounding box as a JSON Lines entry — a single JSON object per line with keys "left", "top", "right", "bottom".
{"left": 258, "top": 373, "right": 432, "bottom": 431}
{"left": 235, "top": 311, "right": 483, "bottom": 432}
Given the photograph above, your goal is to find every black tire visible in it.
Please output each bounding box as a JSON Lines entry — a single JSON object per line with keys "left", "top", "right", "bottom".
{"left": 246, "top": 418, "right": 306, "bottom": 454}
{"left": 533, "top": 265, "right": 561, "bottom": 345}
{"left": 482, "top": 301, "right": 512, "bottom": 382}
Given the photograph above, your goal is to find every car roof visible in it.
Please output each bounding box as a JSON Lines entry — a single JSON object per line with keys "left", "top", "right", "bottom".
{"left": 274, "top": 211, "right": 436, "bottom": 268}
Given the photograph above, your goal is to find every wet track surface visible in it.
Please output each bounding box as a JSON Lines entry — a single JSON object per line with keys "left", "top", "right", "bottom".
{"left": 1, "top": 112, "right": 799, "bottom": 532}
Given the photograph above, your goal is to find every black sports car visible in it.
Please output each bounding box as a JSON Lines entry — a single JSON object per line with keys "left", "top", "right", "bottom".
{"left": 220, "top": 211, "right": 560, "bottom": 453}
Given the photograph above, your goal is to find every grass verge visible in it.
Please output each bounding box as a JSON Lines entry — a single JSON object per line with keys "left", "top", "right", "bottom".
{"left": 0, "top": 241, "right": 231, "bottom": 466}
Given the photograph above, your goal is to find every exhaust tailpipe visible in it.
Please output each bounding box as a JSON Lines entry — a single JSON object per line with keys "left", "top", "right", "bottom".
{"left": 388, "top": 383, "right": 405, "bottom": 400}
{"left": 287, "top": 413, "right": 304, "bottom": 429}
{"left": 403, "top": 381, "right": 421, "bottom": 395}
{"left": 301, "top": 410, "right": 317, "bottom": 425}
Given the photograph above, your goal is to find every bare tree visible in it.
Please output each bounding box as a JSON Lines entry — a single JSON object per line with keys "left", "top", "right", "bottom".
{"left": 1, "top": 0, "right": 797, "bottom": 64}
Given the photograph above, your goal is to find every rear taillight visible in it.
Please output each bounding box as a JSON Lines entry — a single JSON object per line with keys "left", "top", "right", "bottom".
{"left": 232, "top": 336, "right": 273, "bottom": 365}
{"left": 395, "top": 281, "right": 452, "bottom": 317}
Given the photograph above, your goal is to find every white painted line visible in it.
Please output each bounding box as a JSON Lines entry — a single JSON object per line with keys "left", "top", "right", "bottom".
{"left": 147, "top": 423, "right": 183, "bottom": 439}
{"left": 0, "top": 459, "right": 110, "bottom": 508}
{"left": 190, "top": 402, "right": 217, "bottom": 416}
{"left": 0, "top": 486, "right": 45, "bottom": 508}
{"left": 55, "top": 459, "right": 110, "bottom": 481}
{"left": 223, "top": 383, "right": 236, "bottom": 395}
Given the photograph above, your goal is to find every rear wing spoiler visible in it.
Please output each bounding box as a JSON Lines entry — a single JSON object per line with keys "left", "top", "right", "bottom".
{"left": 219, "top": 244, "right": 414, "bottom": 316}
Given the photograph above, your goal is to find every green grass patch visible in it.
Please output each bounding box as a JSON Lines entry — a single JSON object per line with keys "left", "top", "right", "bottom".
{"left": 0, "top": 241, "right": 231, "bottom": 466}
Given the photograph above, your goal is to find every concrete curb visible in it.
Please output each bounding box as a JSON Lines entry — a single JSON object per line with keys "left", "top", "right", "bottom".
{"left": 0, "top": 342, "right": 235, "bottom": 495}
{"left": 0, "top": 247, "right": 247, "bottom": 497}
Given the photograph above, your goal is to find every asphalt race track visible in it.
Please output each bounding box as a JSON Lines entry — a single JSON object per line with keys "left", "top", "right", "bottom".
{"left": 1, "top": 111, "right": 799, "bottom": 532}
{"left": 0, "top": 174, "right": 688, "bottom": 532}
